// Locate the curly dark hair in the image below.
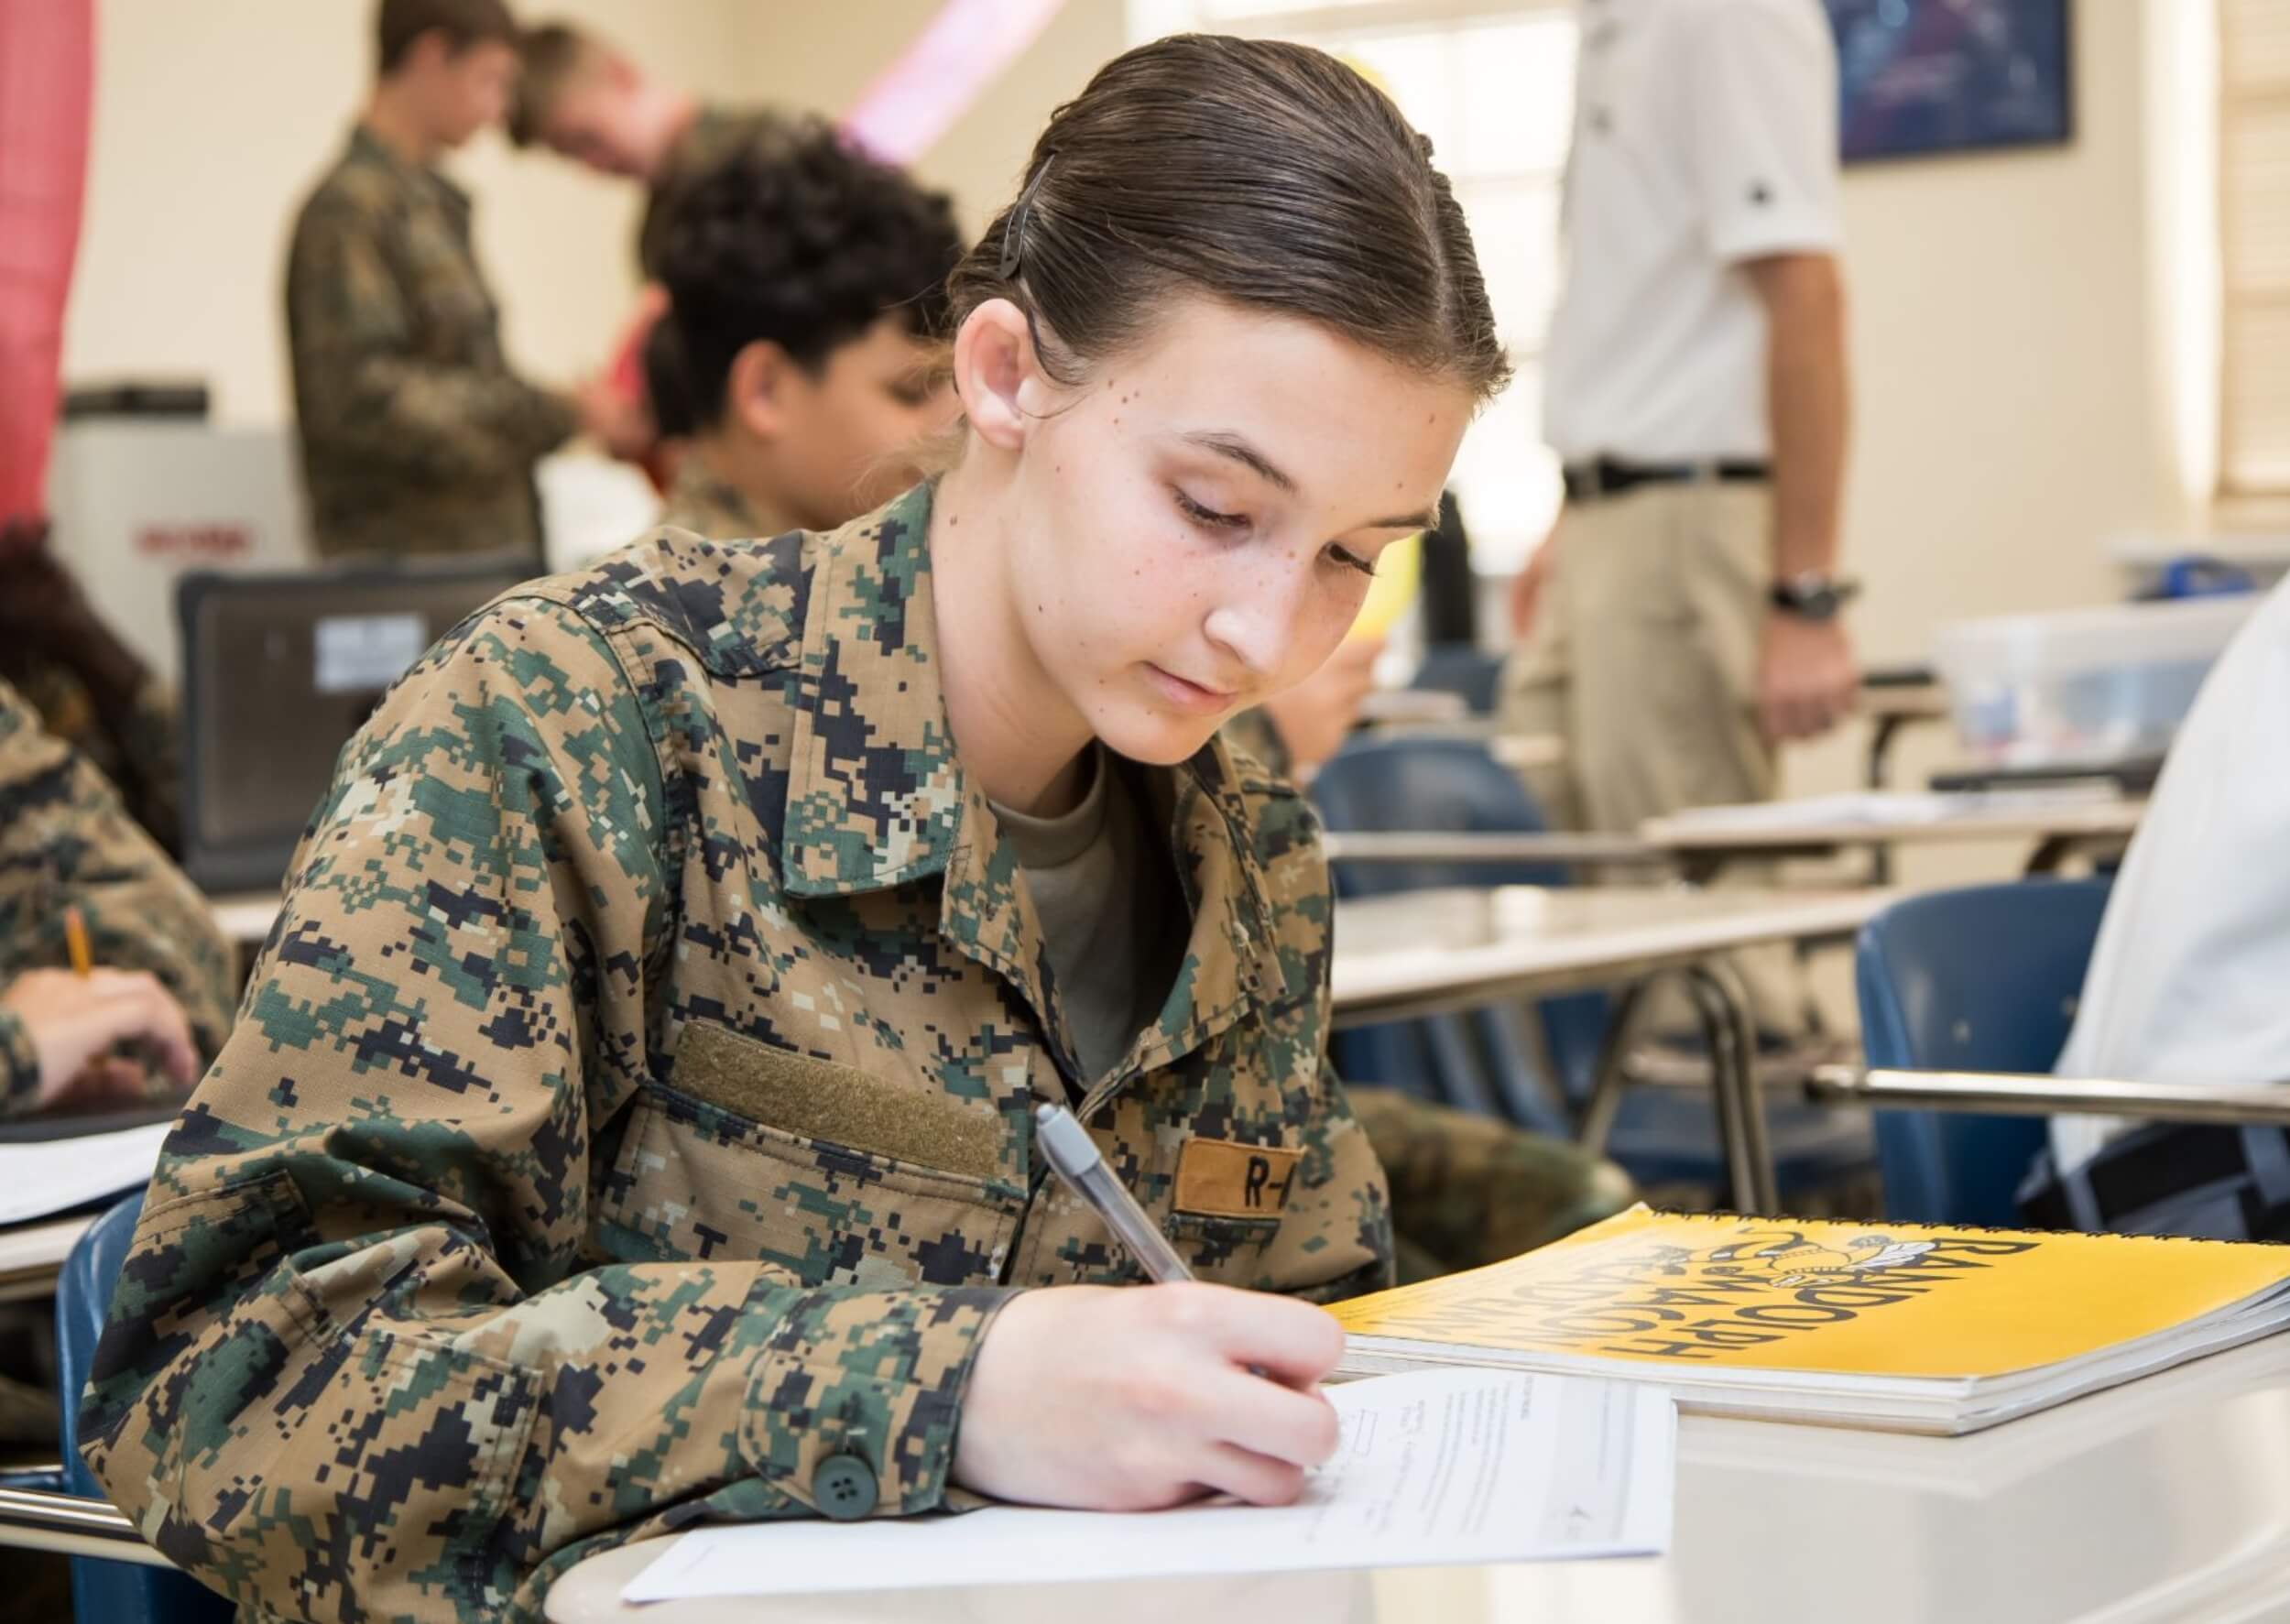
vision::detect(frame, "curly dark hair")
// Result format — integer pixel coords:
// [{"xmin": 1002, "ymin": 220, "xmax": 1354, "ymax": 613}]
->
[{"xmin": 657, "ymin": 119, "xmax": 965, "ymax": 431}]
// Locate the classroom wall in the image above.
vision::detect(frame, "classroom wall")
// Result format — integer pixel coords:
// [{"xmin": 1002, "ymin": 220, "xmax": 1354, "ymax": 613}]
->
[
  {"xmin": 1787, "ymin": 0, "xmax": 2200, "ymax": 806},
  {"xmin": 56, "ymin": 1, "xmax": 1120, "ymax": 432},
  {"xmin": 59, "ymin": 0, "xmax": 2205, "ymax": 768}
]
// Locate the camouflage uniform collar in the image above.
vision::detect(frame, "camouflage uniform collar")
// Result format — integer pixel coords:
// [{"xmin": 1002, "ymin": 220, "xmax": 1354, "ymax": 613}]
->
[
  {"xmin": 778, "ymin": 482, "xmax": 1274, "ymax": 907},
  {"xmin": 777, "ymin": 484, "xmax": 1282, "ymax": 1076},
  {"xmin": 778, "ymin": 483, "xmax": 965, "ymax": 899}
]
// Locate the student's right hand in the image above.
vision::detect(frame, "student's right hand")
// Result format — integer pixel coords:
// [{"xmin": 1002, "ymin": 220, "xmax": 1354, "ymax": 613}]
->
[
  {"xmin": 1, "ymin": 968, "xmax": 201, "ymax": 1109},
  {"xmin": 952, "ymin": 1282, "xmax": 1346, "ymax": 1510}
]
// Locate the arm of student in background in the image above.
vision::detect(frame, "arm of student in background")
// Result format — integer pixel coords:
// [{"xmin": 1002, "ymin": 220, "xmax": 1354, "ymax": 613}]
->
[
  {"xmin": 0, "ymin": 679, "xmax": 231, "ymax": 1105},
  {"xmin": 288, "ymin": 199, "xmax": 583, "ymax": 482},
  {"xmin": 1746, "ymin": 250, "xmax": 1857, "ymax": 744},
  {"xmin": 75, "ymin": 603, "xmax": 1016, "ymax": 1622},
  {"xmin": 1507, "ymin": 518, "xmax": 1560, "ymax": 639},
  {"xmin": 1253, "ymin": 638, "xmax": 1384, "ymax": 781}
]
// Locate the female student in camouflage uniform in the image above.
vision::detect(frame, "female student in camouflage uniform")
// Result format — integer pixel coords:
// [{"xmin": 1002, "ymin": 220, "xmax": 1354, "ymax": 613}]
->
[{"xmin": 83, "ymin": 36, "xmax": 1510, "ymax": 1620}]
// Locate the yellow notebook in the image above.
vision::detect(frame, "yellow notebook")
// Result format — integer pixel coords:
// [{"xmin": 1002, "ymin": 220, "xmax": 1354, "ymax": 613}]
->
[{"xmin": 1333, "ymin": 1205, "xmax": 2290, "ymax": 1434}]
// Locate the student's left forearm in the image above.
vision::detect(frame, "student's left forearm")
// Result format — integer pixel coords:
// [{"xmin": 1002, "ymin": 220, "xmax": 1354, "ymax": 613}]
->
[{"xmin": 1748, "ymin": 253, "xmax": 1848, "ymax": 578}]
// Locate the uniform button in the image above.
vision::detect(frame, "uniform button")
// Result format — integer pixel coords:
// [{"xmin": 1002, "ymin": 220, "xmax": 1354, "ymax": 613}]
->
[{"xmin": 814, "ymin": 1452, "xmax": 878, "ymax": 1520}]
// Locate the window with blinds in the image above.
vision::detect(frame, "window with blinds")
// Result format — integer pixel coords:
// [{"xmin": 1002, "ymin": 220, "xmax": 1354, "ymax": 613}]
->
[
  {"xmin": 2221, "ymin": 0, "xmax": 2290, "ymax": 493},
  {"xmin": 1123, "ymin": 0, "xmax": 1577, "ymax": 574}
]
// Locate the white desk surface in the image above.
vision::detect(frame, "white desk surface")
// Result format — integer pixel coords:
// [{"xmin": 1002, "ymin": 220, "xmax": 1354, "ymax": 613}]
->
[
  {"xmin": 0, "ymin": 1214, "xmax": 95, "ymax": 1303},
  {"xmin": 547, "ymin": 1332, "xmax": 2290, "ymax": 1624},
  {"xmin": 1642, "ymin": 798, "xmax": 2143, "ymax": 854},
  {"xmin": 207, "ymin": 892, "xmax": 284, "ymax": 947},
  {"xmin": 1329, "ymin": 886, "xmax": 1892, "ymax": 1019}
]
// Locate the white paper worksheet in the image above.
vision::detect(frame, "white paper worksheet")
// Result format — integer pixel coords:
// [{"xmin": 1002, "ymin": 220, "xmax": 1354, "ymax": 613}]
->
[
  {"xmin": 624, "ymin": 1368, "xmax": 1675, "ymax": 1603},
  {"xmin": 0, "ymin": 1120, "xmax": 171, "ymax": 1226}
]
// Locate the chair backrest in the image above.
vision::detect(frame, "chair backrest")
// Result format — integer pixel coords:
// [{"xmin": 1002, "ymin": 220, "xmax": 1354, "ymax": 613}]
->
[
  {"xmin": 1854, "ymin": 877, "xmax": 2113, "ymax": 1226},
  {"xmin": 1311, "ymin": 736, "xmax": 1568, "ymax": 896},
  {"xmin": 56, "ymin": 1191, "xmax": 234, "ymax": 1624},
  {"xmin": 1313, "ymin": 735, "xmax": 1603, "ymax": 1126},
  {"xmin": 1408, "ymin": 644, "xmax": 1504, "ymax": 714}
]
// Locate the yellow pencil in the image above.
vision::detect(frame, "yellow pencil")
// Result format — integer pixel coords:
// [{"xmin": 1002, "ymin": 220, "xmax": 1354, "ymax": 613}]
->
[{"xmin": 64, "ymin": 906, "xmax": 93, "ymax": 979}]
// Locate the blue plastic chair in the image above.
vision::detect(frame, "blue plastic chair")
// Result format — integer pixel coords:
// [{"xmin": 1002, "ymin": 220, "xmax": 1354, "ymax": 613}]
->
[
  {"xmin": 56, "ymin": 1192, "xmax": 234, "ymax": 1624},
  {"xmin": 1313, "ymin": 736, "xmax": 1585, "ymax": 1134},
  {"xmin": 1313, "ymin": 736, "xmax": 1874, "ymax": 1199},
  {"xmin": 1855, "ymin": 877, "xmax": 2114, "ymax": 1225},
  {"xmin": 1408, "ymin": 645, "xmax": 1505, "ymax": 714}
]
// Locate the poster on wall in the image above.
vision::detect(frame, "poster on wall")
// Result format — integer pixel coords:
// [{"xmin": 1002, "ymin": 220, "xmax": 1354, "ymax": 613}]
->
[{"xmin": 1823, "ymin": 0, "xmax": 2072, "ymax": 164}]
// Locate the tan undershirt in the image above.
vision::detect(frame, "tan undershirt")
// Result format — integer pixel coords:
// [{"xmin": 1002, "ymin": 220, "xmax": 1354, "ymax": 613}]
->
[{"xmin": 990, "ymin": 747, "xmax": 1183, "ymax": 1091}]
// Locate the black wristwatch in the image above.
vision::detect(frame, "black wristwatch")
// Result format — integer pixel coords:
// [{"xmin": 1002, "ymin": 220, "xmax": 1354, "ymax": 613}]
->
[{"xmin": 1770, "ymin": 572, "xmax": 1859, "ymax": 622}]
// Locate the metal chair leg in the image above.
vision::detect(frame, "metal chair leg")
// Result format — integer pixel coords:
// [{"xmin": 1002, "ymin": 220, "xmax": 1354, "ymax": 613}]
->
[
  {"xmin": 1682, "ymin": 963, "xmax": 1778, "ymax": 1214},
  {"xmin": 1576, "ymin": 978, "xmax": 1656, "ymax": 1154}
]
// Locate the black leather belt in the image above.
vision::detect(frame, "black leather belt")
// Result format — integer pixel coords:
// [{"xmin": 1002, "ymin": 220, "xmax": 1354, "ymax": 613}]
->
[
  {"xmin": 1562, "ymin": 457, "xmax": 1771, "ymax": 503},
  {"xmin": 2020, "ymin": 1123, "xmax": 2271, "ymax": 1234}
]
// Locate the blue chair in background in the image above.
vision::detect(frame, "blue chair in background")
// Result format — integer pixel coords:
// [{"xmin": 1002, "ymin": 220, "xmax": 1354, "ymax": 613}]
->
[
  {"xmin": 1313, "ymin": 735, "xmax": 1585, "ymax": 1135},
  {"xmin": 1313, "ymin": 735, "xmax": 1875, "ymax": 1202},
  {"xmin": 55, "ymin": 1192, "xmax": 234, "ymax": 1624},
  {"xmin": 1854, "ymin": 877, "xmax": 2113, "ymax": 1226},
  {"xmin": 1408, "ymin": 644, "xmax": 1505, "ymax": 714}
]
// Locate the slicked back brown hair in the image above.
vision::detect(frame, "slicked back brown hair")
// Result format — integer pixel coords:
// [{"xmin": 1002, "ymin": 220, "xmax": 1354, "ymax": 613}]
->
[{"xmin": 946, "ymin": 34, "xmax": 1509, "ymax": 402}]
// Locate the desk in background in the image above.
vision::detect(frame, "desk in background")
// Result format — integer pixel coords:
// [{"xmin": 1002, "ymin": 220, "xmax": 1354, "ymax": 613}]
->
[
  {"xmin": 1323, "ymin": 794, "xmax": 2143, "ymax": 886},
  {"xmin": 0, "ymin": 1215, "xmax": 94, "ymax": 1306},
  {"xmin": 1331, "ymin": 886, "xmax": 1893, "ymax": 1213},
  {"xmin": 1641, "ymin": 795, "xmax": 2143, "ymax": 883}
]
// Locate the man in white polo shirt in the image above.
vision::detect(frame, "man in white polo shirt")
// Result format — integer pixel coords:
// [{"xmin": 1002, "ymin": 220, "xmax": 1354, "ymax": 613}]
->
[{"xmin": 1502, "ymin": 0, "xmax": 1854, "ymax": 1029}]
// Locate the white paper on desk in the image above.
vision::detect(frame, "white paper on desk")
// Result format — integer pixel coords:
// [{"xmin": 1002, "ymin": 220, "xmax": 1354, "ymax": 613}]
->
[
  {"xmin": 623, "ymin": 1368, "xmax": 1674, "ymax": 1602},
  {"xmin": 0, "ymin": 1121, "xmax": 170, "ymax": 1226}
]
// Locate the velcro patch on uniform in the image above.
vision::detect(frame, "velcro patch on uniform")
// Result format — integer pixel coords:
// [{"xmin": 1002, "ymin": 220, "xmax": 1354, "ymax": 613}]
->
[
  {"xmin": 671, "ymin": 1020, "xmax": 1003, "ymax": 1183},
  {"xmin": 1173, "ymin": 1139, "xmax": 1302, "ymax": 1218}
]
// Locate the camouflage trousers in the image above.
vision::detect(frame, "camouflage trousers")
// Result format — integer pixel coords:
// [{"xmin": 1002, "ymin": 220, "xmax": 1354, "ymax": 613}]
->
[{"xmin": 1347, "ymin": 1084, "xmax": 1634, "ymax": 1284}]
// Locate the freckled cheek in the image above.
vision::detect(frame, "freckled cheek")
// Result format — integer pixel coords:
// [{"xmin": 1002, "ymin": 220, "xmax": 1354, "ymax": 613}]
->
[{"xmin": 1287, "ymin": 594, "xmax": 1361, "ymax": 679}]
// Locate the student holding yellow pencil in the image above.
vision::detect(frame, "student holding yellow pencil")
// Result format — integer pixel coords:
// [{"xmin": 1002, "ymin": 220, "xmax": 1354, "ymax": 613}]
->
[{"xmin": 0, "ymin": 680, "xmax": 228, "ymax": 1115}]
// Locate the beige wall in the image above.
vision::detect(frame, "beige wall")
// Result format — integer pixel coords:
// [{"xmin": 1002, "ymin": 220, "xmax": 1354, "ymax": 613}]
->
[
  {"xmin": 60, "ymin": 1, "xmax": 1119, "ymax": 431},
  {"xmin": 60, "ymin": 0, "xmax": 2199, "ymax": 701}
]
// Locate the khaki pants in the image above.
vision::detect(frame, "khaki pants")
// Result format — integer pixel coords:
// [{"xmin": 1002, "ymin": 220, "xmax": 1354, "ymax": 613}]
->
[{"xmin": 1499, "ymin": 480, "xmax": 1806, "ymax": 1035}]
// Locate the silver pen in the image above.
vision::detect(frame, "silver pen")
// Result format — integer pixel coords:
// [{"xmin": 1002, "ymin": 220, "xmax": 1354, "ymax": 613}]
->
[{"xmin": 1033, "ymin": 1101, "xmax": 1195, "ymax": 1282}]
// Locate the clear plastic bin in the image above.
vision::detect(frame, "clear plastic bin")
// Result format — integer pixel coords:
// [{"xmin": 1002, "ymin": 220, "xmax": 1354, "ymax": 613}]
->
[{"xmin": 1933, "ymin": 594, "xmax": 2260, "ymax": 767}]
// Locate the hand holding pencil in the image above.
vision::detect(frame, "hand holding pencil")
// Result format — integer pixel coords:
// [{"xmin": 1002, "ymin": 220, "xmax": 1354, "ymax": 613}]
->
[{"xmin": 0, "ymin": 906, "xmax": 201, "ymax": 1111}]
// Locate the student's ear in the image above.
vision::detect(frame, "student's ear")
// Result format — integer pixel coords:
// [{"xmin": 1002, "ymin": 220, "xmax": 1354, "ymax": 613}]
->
[
  {"xmin": 953, "ymin": 300, "xmax": 1043, "ymax": 453},
  {"xmin": 728, "ymin": 340, "xmax": 798, "ymax": 441}
]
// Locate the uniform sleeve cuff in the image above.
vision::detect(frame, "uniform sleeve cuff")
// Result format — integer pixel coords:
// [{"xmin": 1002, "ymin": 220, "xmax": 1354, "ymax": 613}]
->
[{"xmin": 738, "ymin": 1284, "xmax": 1020, "ymax": 1518}]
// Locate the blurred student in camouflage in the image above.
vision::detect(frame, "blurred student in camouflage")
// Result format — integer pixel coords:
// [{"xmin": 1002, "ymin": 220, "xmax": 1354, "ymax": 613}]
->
[
  {"xmin": 283, "ymin": 0, "xmax": 643, "ymax": 561},
  {"xmin": 648, "ymin": 120, "xmax": 1628, "ymax": 1285},
  {"xmin": 510, "ymin": 17, "xmax": 788, "ymax": 281},
  {"xmin": 83, "ymin": 35, "xmax": 1568, "ymax": 1620}
]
